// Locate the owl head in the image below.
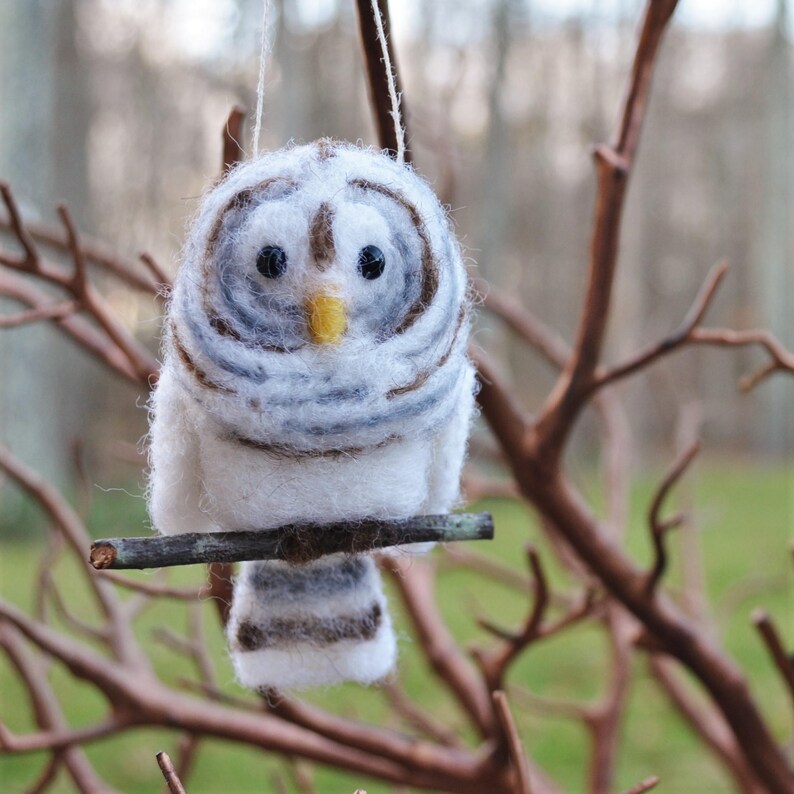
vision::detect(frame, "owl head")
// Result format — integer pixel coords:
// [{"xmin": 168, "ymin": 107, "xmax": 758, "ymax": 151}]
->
[{"xmin": 168, "ymin": 140, "xmax": 471, "ymax": 454}]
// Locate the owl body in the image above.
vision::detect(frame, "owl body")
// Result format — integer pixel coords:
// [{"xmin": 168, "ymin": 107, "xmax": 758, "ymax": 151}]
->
[{"xmin": 149, "ymin": 140, "xmax": 474, "ymax": 690}]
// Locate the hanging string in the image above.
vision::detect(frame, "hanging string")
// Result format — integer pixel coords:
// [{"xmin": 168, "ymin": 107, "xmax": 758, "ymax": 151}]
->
[
  {"xmin": 252, "ymin": 0, "xmax": 271, "ymax": 158},
  {"xmin": 369, "ymin": 0, "xmax": 406, "ymax": 164}
]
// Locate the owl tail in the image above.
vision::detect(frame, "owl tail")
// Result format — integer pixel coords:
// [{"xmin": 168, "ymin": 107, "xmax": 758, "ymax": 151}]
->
[{"xmin": 227, "ymin": 554, "xmax": 396, "ymax": 691}]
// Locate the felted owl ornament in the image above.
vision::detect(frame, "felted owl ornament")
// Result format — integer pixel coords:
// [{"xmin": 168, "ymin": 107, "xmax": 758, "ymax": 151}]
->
[{"xmin": 148, "ymin": 139, "xmax": 475, "ymax": 691}]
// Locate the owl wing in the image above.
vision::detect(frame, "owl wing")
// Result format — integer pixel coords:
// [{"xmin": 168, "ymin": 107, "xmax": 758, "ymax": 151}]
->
[{"xmin": 148, "ymin": 366, "xmax": 216, "ymax": 535}]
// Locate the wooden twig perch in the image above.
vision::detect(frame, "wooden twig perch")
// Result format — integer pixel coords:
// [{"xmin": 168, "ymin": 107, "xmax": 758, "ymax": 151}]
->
[{"xmin": 90, "ymin": 513, "xmax": 494, "ymax": 570}]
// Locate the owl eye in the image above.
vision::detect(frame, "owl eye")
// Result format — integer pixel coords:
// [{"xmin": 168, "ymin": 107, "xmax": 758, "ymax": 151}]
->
[
  {"xmin": 256, "ymin": 246, "xmax": 287, "ymax": 279},
  {"xmin": 358, "ymin": 245, "xmax": 385, "ymax": 280}
]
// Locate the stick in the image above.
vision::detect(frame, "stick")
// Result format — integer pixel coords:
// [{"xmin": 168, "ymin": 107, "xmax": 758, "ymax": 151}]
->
[
  {"xmin": 90, "ymin": 513, "xmax": 494, "ymax": 570},
  {"xmin": 156, "ymin": 751, "xmax": 187, "ymax": 794}
]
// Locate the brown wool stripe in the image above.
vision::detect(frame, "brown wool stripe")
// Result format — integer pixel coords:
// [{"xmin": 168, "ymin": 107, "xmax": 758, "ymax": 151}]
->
[
  {"xmin": 235, "ymin": 602, "xmax": 382, "ymax": 651},
  {"xmin": 385, "ymin": 305, "xmax": 467, "ymax": 399},
  {"xmin": 308, "ymin": 202, "xmax": 336, "ymax": 270},
  {"xmin": 226, "ymin": 431, "xmax": 401, "ymax": 460},
  {"xmin": 171, "ymin": 324, "xmax": 233, "ymax": 393},
  {"xmin": 349, "ymin": 178, "xmax": 439, "ymax": 335},
  {"xmin": 205, "ymin": 176, "xmax": 298, "ymax": 259}
]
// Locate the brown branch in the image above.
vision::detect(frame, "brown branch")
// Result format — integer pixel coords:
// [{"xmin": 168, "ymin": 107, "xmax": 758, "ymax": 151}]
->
[
  {"xmin": 492, "ymin": 691, "xmax": 531, "ymax": 794},
  {"xmin": 57, "ymin": 204, "xmax": 158, "ymax": 384},
  {"xmin": 648, "ymin": 656, "xmax": 763, "ymax": 794},
  {"xmin": 0, "ymin": 271, "xmax": 142, "ymax": 383},
  {"xmin": 0, "ymin": 191, "xmax": 161, "ymax": 295},
  {"xmin": 0, "ymin": 181, "xmax": 38, "ymax": 266},
  {"xmin": 139, "ymin": 252, "xmax": 172, "ymax": 292},
  {"xmin": 533, "ymin": 0, "xmax": 680, "ymax": 460},
  {"xmin": 0, "ymin": 299, "xmax": 78, "ymax": 328},
  {"xmin": 593, "ymin": 260, "xmax": 729, "ymax": 390},
  {"xmin": 0, "ymin": 595, "xmax": 514, "ymax": 793},
  {"xmin": 383, "ymin": 557, "xmax": 498, "ymax": 738},
  {"xmin": 689, "ymin": 328, "xmax": 794, "ymax": 391},
  {"xmin": 618, "ymin": 776, "xmax": 660, "ymax": 794},
  {"xmin": 473, "ymin": 546, "xmax": 550, "ymax": 692},
  {"xmin": 0, "ymin": 624, "xmax": 117, "ymax": 793},
  {"xmin": 471, "ymin": 349, "xmax": 531, "ymax": 461},
  {"xmin": 0, "ymin": 442, "xmax": 147, "ymax": 669},
  {"xmin": 157, "ymin": 751, "xmax": 187, "ymax": 794},
  {"xmin": 166, "ymin": 735, "xmax": 200, "ymax": 794},
  {"xmin": 752, "ymin": 610, "xmax": 794, "ymax": 711},
  {"xmin": 223, "ymin": 105, "xmax": 247, "ymax": 172},
  {"xmin": 381, "ymin": 681, "xmax": 462, "ymax": 747},
  {"xmin": 356, "ymin": 0, "xmax": 411, "ymax": 161},
  {"xmin": 645, "ymin": 441, "xmax": 701, "ymax": 595},
  {"xmin": 470, "ymin": 277, "xmax": 569, "ymax": 369},
  {"xmin": 585, "ymin": 606, "xmax": 634, "ymax": 794},
  {"xmin": 95, "ymin": 570, "xmax": 202, "ymax": 600}
]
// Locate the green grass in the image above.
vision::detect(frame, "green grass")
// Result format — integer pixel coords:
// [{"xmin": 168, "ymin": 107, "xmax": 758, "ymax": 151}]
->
[{"xmin": 0, "ymin": 458, "xmax": 791, "ymax": 793}]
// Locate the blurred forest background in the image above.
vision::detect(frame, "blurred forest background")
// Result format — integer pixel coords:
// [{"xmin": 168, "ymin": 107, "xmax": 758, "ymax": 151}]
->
[{"xmin": 0, "ymin": 0, "xmax": 792, "ymax": 500}]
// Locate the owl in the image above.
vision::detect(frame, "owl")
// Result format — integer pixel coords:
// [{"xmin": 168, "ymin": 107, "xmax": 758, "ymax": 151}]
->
[{"xmin": 148, "ymin": 140, "xmax": 475, "ymax": 691}]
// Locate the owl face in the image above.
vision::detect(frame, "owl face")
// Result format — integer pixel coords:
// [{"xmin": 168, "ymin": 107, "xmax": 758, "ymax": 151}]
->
[
  {"xmin": 196, "ymin": 148, "xmax": 439, "ymax": 354},
  {"xmin": 169, "ymin": 140, "xmax": 470, "ymax": 454}
]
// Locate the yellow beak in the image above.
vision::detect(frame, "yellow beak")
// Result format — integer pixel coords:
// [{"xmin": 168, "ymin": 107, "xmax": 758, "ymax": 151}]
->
[{"xmin": 305, "ymin": 292, "xmax": 347, "ymax": 345}]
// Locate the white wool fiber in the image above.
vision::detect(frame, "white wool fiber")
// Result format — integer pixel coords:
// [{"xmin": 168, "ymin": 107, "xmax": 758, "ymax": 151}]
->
[{"xmin": 148, "ymin": 140, "xmax": 475, "ymax": 691}]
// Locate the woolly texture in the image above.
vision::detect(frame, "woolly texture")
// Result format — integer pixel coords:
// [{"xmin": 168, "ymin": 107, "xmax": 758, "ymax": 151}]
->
[{"xmin": 148, "ymin": 140, "xmax": 475, "ymax": 690}]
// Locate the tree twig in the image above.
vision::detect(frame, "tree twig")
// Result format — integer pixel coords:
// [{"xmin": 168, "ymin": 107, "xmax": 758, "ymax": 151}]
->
[
  {"xmin": 645, "ymin": 440, "xmax": 701, "ymax": 595},
  {"xmin": 752, "ymin": 609, "xmax": 794, "ymax": 711},
  {"xmin": 473, "ymin": 546, "xmax": 550, "ymax": 692},
  {"xmin": 618, "ymin": 776, "xmax": 660, "ymax": 794},
  {"xmin": 89, "ymin": 513, "xmax": 494, "ymax": 570},
  {"xmin": 492, "ymin": 691, "xmax": 531, "ymax": 794},
  {"xmin": 156, "ymin": 751, "xmax": 188, "ymax": 794}
]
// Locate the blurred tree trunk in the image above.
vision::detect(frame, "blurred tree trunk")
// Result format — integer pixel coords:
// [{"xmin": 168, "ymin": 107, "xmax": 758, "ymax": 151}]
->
[
  {"xmin": 0, "ymin": 0, "xmax": 93, "ymax": 499},
  {"xmin": 757, "ymin": 0, "xmax": 792, "ymax": 454}
]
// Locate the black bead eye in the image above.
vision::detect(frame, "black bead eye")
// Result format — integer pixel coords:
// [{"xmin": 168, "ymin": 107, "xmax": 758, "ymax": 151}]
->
[
  {"xmin": 256, "ymin": 246, "xmax": 287, "ymax": 279},
  {"xmin": 358, "ymin": 245, "xmax": 385, "ymax": 280}
]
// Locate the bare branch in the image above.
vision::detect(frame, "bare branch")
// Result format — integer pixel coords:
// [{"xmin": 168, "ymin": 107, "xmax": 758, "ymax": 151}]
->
[
  {"xmin": 157, "ymin": 751, "xmax": 188, "ymax": 794},
  {"xmin": 690, "ymin": 328, "xmax": 794, "ymax": 391},
  {"xmin": 473, "ymin": 547, "xmax": 551, "ymax": 693},
  {"xmin": 139, "ymin": 252, "xmax": 172, "ymax": 292},
  {"xmin": 95, "ymin": 570, "xmax": 202, "ymax": 600},
  {"xmin": 0, "ymin": 181, "xmax": 38, "ymax": 266},
  {"xmin": 0, "ymin": 625, "xmax": 118, "ymax": 793},
  {"xmin": 618, "ymin": 776, "xmax": 660, "ymax": 794},
  {"xmin": 752, "ymin": 610, "xmax": 794, "ymax": 710},
  {"xmin": 470, "ymin": 277, "xmax": 569, "ymax": 369},
  {"xmin": 381, "ymin": 681, "xmax": 462, "ymax": 747},
  {"xmin": 492, "ymin": 691, "xmax": 531, "ymax": 794},
  {"xmin": 383, "ymin": 558, "xmax": 497, "ymax": 738},
  {"xmin": 648, "ymin": 656, "xmax": 763, "ymax": 794},
  {"xmin": 533, "ymin": 0, "xmax": 680, "ymax": 458},
  {"xmin": 645, "ymin": 441, "xmax": 701, "ymax": 595},
  {"xmin": 0, "ymin": 271, "xmax": 142, "ymax": 383},
  {"xmin": 355, "ymin": 0, "xmax": 410, "ymax": 161},
  {"xmin": 593, "ymin": 261, "xmax": 729, "ymax": 390},
  {"xmin": 0, "ymin": 299, "xmax": 78, "ymax": 328},
  {"xmin": 57, "ymin": 203, "xmax": 158, "ymax": 384},
  {"xmin": 223, "ymin": 105, "xmax": 247, "ymax": 172},
  {"xmin": 89, "ymin": 513, "xmax": 494, "ymax": 570}
]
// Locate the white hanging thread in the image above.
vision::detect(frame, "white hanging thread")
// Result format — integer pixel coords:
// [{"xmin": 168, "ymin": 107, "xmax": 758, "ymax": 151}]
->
[
  {"xmin": 252, "ymin": 0, "xmax": 271, "ymax": 158},
  {"xmin": 370, "ymin": 0, "xmax": 406, "ymax": 164}
]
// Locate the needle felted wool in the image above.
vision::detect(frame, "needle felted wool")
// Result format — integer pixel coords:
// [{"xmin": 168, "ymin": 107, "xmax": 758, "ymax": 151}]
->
[{"xmin": 148, "ymin": 139, "xmax": 475, "ymax": 691}]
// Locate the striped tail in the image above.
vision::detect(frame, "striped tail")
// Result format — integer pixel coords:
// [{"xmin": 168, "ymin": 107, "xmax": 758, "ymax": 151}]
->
[{"xmin": 227, "ymin": 554, "xmax": 396, "ymax": 691}]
